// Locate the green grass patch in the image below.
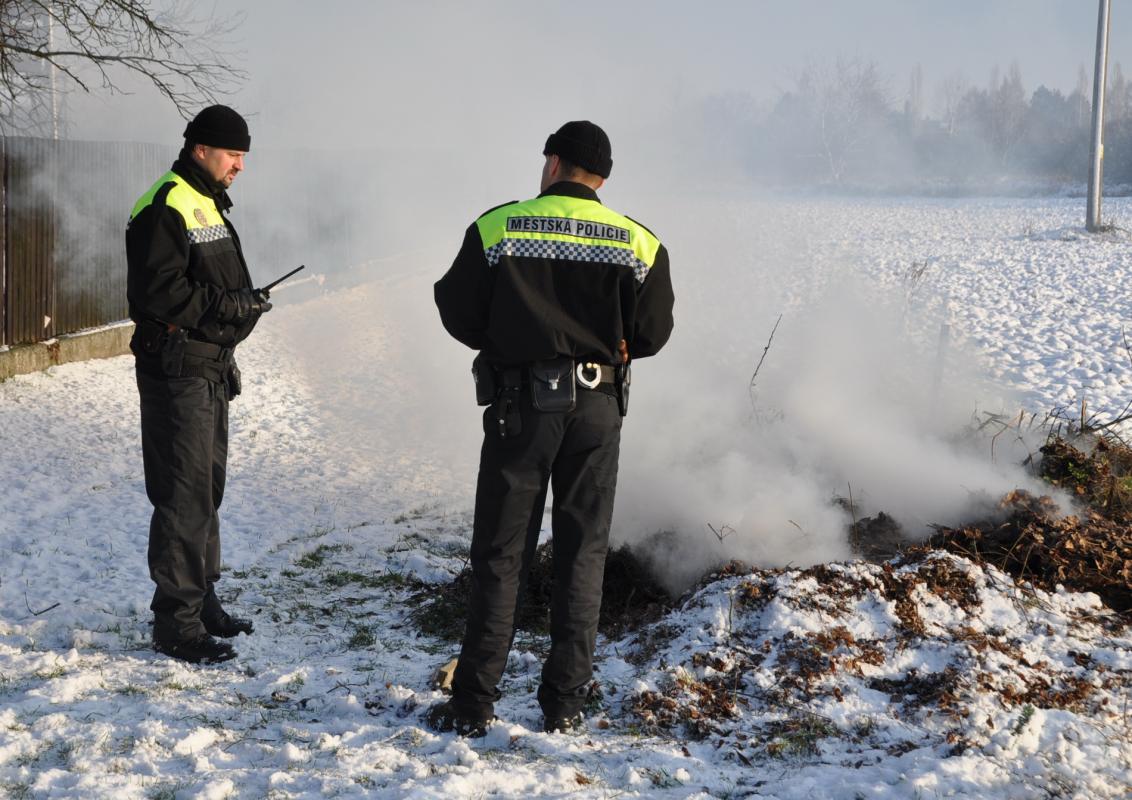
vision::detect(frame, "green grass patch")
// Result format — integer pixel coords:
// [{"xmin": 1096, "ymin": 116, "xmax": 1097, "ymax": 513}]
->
[
  {"xmin": 347, "ymin": 625, "xmax": 377, "ymax": 649},
  {"xmin": 323, "ymin": 570, "xmax": 418, "ymax": 590},
  {"xmin": 296, "ymin": 543, "xmax": 347, "ymax": 570},
  {"xmin": 765, "ymin": 714, "xmax": 839, "ymax": 757},
  {"xmin": 146, "ymin": 781, "xmax": 192, "ymax": 800}
]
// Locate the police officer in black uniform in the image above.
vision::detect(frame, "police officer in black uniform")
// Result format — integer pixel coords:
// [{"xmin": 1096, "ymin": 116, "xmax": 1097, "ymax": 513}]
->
[
  {"xmin": 429, "ymin": 121, "xmax": 674, "ymax": 734},
  {"xmin": 126, "ymin": 106, "xmax": 271, "ymax": 664}
]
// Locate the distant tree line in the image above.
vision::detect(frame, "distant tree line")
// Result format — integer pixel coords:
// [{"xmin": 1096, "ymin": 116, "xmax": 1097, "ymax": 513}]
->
[{"xmin": 689, "ymin": 58, "xmax": 1132, "ymax": 192}]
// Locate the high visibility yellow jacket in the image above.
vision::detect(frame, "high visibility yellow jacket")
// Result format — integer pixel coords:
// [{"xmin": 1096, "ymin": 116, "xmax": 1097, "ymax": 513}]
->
[
  {"xmin": 126, "ymin": 156, "xmax": 257, "ymax": 348},
  {"xmin": 435, "ymin": 181, "xmax": 674, "ymax": 365}
]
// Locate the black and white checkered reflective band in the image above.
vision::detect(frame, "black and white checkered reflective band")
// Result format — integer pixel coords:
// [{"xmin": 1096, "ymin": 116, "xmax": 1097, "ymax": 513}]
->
[
  {"xmin": 485, "ymin": 238, "xmax": 649, "ymax": 283},
  {"xmin": 186, "ymin": 224, "xmax": 230, "ymax": 245}
]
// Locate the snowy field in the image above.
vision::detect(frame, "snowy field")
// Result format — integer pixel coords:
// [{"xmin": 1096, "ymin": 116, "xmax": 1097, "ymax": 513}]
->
[{"xmin": 1, "ymin": 195, "xmax": 1131, "ymax": 798}]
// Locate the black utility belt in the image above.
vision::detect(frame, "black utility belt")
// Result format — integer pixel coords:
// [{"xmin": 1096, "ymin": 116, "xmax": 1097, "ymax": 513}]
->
[
  {"xmin": 183, "ymin": 338, "xmax": 235, "ymax": 363},
  {"xmin": 133, "ymin": 319, "xmax": 241, "ymax": 398},
  {"xmin": 136, "ymin": 319, "xmax": 233, "ymax": 362},
  {"xmin": 472, "ymin": 355, "xmax": 630, "ymax": 422}
]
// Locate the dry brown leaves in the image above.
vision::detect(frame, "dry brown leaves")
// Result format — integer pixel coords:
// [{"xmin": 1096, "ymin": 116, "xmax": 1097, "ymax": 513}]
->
[
  {"xmin": 627, "ymin": 654, "xmax": 754, "ymax": 738},
  {"xmin": 925, "ymin": 487, "xmax": 1132, "ymax": 615}
]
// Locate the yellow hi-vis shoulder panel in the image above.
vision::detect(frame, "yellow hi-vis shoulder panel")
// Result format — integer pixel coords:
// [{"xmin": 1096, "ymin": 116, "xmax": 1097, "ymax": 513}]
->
[
  {"xmin": 130, "ymin": 171, "xmax": 230, "ymax": 245},
  {"xmin": 476, "ymin": 194, "xmax": 660, "ymax": 284}
]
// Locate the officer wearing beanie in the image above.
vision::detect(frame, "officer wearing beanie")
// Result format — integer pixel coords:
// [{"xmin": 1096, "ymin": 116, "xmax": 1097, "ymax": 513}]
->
[
  {"xmin": 431, "ymin": 121, "xmax": 674, "ymax": 734},
  {"xmin": 126, "ymin": 105, "xmax": 271, "ymax": 664}
]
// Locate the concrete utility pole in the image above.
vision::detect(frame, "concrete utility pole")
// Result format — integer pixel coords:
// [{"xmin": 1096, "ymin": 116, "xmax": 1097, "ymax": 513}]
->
[{"xmin": 1087, "ymin": 0, "xmax": 1112, "ymax": 232}]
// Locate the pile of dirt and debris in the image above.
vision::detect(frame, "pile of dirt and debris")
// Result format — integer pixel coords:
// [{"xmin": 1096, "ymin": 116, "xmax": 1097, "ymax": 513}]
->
[
  {"xmin": 1038, "ymin": 435, "xmax": 1132, "ymax": 521},
  {"xmin": 619, "ymin": 551, "xmax": 1131, "ymax": 774},
  {"xmin": 410, "ymin": 542, "xmax": 672, "ymax": 640},
  {"xmin": 842, "ymin": 435, "xmax": 1132, "ymax": 616},
  {"xmin": 924, "ymin": 488, "xmax": 1132, "ymax": 614},
  {"xmin": 620, "ymin": 549, "xmax": 1132, "ymax": 773}
]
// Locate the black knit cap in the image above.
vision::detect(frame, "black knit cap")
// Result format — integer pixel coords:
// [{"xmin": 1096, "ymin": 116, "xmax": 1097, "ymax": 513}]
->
[
  {"xmin": 543, "ymin": 120, "xmax": 612, "ymax": 178},
  {"xmin": 183, "ymin": 105, "xmax": 251, "ymax": 151}
]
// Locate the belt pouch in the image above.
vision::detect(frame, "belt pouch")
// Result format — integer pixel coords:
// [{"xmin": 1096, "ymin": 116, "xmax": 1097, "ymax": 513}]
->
[
  {"xmin": 530, "ymin": 357, "xmax": 576, "ymax": 413},
  {"xmin": 160, "ymin": 328, "xmax": 188, "ymax": 378},
  {"xmin": 136, "ymin": 319, "xmax": 166, "ymax": 356},
  {"xmin": 226, "ymin": 363, "xmax": 242, "ymax": 400},
  {"xmin": 472, "ymin": 353, "xmax": 496, "ymax": 406}
]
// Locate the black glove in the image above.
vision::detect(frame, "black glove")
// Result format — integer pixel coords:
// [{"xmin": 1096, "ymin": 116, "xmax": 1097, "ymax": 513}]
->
[{"xmin": 224, "ymin": 288, "xmax": 273, "ymax": 323}]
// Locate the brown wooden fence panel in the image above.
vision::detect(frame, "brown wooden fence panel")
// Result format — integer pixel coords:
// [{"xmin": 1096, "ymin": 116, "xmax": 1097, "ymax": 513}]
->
[
  {"xmin": 4, "ymin": 137, "xmax": 56, "ymax": 345},
  {"xmin": 0, "ymin": 136, "xmax": 6, "ymax": 347},
  {"xmin": 53, "ymin": 138, "xmax": 174, "ymax": 336},
  {"xmin": 1, "ymin": 137, "xmax": 176, "ymax": 346}
]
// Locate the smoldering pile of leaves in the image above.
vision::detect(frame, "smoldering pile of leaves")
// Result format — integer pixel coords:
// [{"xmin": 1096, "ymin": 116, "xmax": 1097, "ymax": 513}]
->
[
  {"xmin": 411, "ymin": 430, "xmax": 1132, "ymax": 647},
  {"xmin": 618, "ymin": 552, "xmax": 1131, "ymax": 780},
  {"xmin": 921, "ymin": 436, "xmax": 1132, "ymax": 615},
  {"xmin": 842, "ymin": 432, "xmax": 1132, "ymax": 616},
  {"xmin": 409, "ymin": 542, "xmax": 673, "ymax": 641}
]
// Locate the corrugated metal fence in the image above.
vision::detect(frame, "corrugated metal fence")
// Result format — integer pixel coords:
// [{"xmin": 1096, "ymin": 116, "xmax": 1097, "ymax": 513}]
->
[{"xmin": 1, "ymin": 137, "xmax": 175, "ymax": 346}]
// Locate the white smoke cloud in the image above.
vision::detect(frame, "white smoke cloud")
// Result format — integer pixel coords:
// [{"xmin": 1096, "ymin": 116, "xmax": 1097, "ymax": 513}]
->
[{"xmin": 610, "ymin": 198, "xmax": 1063, "ymax": 591}]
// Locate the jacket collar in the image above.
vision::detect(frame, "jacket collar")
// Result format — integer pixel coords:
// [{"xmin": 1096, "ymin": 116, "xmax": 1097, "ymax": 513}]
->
[
  {"xmin": 171, "ymin": 152, "xmax": 233, "ymax": 212},
  {"xmin": 538, "ymin": 180, "xmax": 601, "ymax": 204}
]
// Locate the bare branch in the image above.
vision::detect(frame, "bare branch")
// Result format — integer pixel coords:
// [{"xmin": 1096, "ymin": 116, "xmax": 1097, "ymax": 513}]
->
[
  {"xmin": 748, "ymin": 313, "xmax": 782, "ymax": 413},
  {"xmin": 0, "ymin": 0, "xmax": 245, "ymax": 135}
]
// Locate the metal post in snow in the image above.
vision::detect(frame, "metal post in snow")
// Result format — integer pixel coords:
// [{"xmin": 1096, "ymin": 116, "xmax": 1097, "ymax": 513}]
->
[{"xmin": 1087, "ymin": 0, "xmax": 1112, "ymax": 232}]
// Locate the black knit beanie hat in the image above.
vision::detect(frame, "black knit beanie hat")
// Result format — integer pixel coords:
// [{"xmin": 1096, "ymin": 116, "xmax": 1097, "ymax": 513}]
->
[
  {"xmin": 184, "ymin": 105, "xmax": 251, "ymax": 151},
  {"xmin": 543, "ymin": 120, "xmax": 612, "ymax": 178}
]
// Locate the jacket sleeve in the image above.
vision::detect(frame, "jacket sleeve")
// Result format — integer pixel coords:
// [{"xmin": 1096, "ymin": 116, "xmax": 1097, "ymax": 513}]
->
[
  {"xmin": 434, "ymin": 223, "xmax": 494, "ymax": 350},
  {"xmin": 125, "ymin": 199, "xmax": 228, "ymax": 327},
  {"xmin": 630, "ymin": 243, "xmax": 674, "ymax": 358}
]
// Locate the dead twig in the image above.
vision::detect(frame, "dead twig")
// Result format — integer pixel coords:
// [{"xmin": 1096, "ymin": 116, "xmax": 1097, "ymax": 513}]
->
[
  {"xmin": 748, "ymin": 314, "xmax": 783, "ymax": 413},
  {"xmin": 708, "ymin": 523, "xmax": 735, "ymax": 544},
  {"xmin": 25, "ymin": 592, "xmax": 60, "ymax": 616}
]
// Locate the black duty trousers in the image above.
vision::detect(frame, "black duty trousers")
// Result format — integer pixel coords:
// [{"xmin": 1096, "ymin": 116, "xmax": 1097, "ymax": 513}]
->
[
  {"xmin": 452, "ymin": 388, "xmax": 622, "ymax": 721},
  {"xmin": 136, "ymin": 367, "xmax": 228, "ymax": 643}
]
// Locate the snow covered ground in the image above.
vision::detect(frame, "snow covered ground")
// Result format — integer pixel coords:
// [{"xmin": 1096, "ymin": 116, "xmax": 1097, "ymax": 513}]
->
[{"xmin": 1, "ymin": 196, "xmax": 1131, "ymax": 798}]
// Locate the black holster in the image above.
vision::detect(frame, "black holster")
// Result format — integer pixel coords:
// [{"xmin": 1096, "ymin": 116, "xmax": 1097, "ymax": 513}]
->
[
  {"xmin": 225, "ymin": 363, "xmax": 242, "ymax": 400},
  {"xmin": 472, "ymin": 353, "xmax": 496, "ymax": 406},
  {"xmin": 134, "ymin": 318, "xmax": 167, "ymax": 357},
  {"xmin": 490, "ymin": 367, "xmax": 524, "ymax": 439},
  {"xmin": 614, "ymin": 363, "xmax": 631, "ymax": 417},
  {"xmin": 160, "ymin": 328, "xmax": 188, "ymax": 378}
]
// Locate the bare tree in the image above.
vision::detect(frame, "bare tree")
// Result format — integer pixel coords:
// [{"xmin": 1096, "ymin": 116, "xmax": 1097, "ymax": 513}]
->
[
  {"xmin": 936, "ymin": 72, "xmax": 967, "ymax": 138},
  {"xmin": 904, "ymin": 63, "xmax": 923, "ymax": 130},
  {"xmin": 0, "ymin": 1, "xmax": 244, "ymax": 135},
  {"xmin": 1105, "ymin": 62, "xmax": 1132, "ymax": 127},
  {"xmin": 987, "ymin": 61, "xmax": 1028, "ymax": 165},
  {"xmin": 796, "ymin": 57, "xmax": 889, "ymax": 184},
  {"xmin": 1074, "ymin": 63, "xmax": 1091, "ymax": 129}
]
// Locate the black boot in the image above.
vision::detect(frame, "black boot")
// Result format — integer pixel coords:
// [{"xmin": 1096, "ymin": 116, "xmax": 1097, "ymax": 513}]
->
[
  {"xmin": 425, "ymin": 701, "xmax": 494, "ymax": 737},
  {"xmin": 543, "ymin": 712, "xmax": 585, "ymax": 734},
  {"xmin": 154, "ymin": 633, "xmax": 237, "ymax": 664},
  {"xmin": 202, "ymin": 611, "xmax": 254, "ymax": 638},
  {"xmin": 202, "ymin": 585, "xmax": 254, "ymax": 637}
]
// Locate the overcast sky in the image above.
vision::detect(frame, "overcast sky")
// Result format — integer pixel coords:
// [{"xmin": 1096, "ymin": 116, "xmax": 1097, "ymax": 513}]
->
[{"xmin": 65, "ymin": 1, "xmax": 1132, "ymax": 153}]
